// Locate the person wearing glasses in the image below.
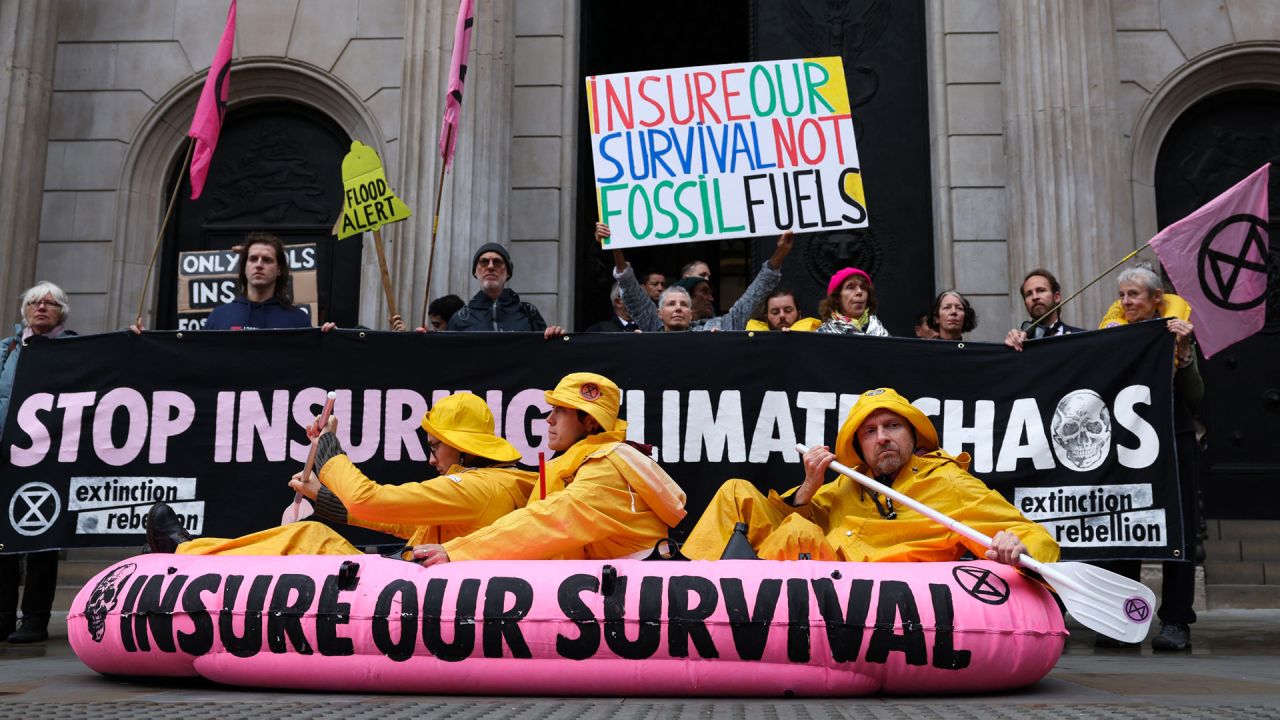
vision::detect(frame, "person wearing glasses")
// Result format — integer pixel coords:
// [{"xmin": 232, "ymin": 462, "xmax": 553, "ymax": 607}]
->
[
  {"xmin": 0, "ymin": 282, "xmax": 77, "ymax": 643},
  {"xmin": 446, "ymin": 243, "xmax": 563, "ymax": 337},
  {"xmin": 144, "ymin": 393, "xmax": 536, "ymax": 559},
  {"xmin": 682, "ymin": 388, "xmax": 1058, "ymax": 565},
  {"xmin": 1004, "ymin": 269, "xmax": 1085, "ymax": 351}
]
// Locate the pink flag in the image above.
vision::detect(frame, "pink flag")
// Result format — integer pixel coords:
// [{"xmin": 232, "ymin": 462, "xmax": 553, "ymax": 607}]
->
[
  {"xmin": 187, "ymin": 0, "xmax": 237, "ymax": 199},
  {"xmin": 1150, "ymin": 163, "xmax": 1271, "ymax": 359},
  {"xmin": 438, "ymin": 0, "xmax": 475, "ymax": 167}
]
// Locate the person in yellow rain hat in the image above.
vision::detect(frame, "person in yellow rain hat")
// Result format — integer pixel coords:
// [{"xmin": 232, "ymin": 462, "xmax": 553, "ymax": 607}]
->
[
  {"xmin": 413, "ymin": 372, "xmax": 688, "ymax": 565},
  {"xmin": 683, "ymin": 387, "xmax": 1058, "ymax": 565},
  {"xmin": 144, "ymin": 392, "xmax": 535, "ymax": 556}
]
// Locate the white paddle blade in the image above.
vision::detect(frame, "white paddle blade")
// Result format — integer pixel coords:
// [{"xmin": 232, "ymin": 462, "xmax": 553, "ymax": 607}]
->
[
  {"xmin": 1041, "ymin": 561, "xmax": 1156, "ymax": 644},
  {"xmin": 280, "ymin": 497, "xmax": 314, "ymax": 525}
]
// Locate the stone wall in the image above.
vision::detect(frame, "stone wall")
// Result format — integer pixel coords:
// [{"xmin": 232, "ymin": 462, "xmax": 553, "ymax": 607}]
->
[{"xmin": 4, "ymin": 0, "xmax": 1278, "ymax": 337}]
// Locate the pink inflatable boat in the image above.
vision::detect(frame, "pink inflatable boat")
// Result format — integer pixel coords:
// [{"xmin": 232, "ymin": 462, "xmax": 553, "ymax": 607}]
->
[{"xmin": 69, "ymin": 554, "xmax": 1065, "ymax": 696}]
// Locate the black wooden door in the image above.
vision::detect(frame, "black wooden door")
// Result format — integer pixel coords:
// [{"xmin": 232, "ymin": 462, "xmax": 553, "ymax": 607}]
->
[
  {"xmin": 156, "ymin": 101, "xmax": 362, "ymax": 329},
  {"xmin": 750, "ymin": 0, "xmax": 934, "ymax": 334},
  {"xmin": 1154, "ymin": 88, "xmax": 1280, "ymax": 519}
]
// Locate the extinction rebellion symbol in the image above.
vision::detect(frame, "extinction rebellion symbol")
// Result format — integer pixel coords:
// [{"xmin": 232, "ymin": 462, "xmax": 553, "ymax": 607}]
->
[
  {"xmin": 952, "ymin": 565, "xmax": 1011, "ymax": 606},
  {"xmin": 1124, "ymin": 596, "xmax": 1152, "ymax": 623},
  {"xmin": 8, "ymin": 482, "xmax": 61, "ymax": 536},
  {"xmin": 1198, "ymin": 213, "xmax": 1269, "ymax": 311}
]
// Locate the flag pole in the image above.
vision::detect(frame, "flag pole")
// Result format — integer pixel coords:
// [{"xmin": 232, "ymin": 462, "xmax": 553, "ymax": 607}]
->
[
  {"xmin": 135, "ymin": 138, "xmax": 195, "ymax": 328},
  {"xmin": 372, "ymin": 228, "xmax": 400, "ymax": 321},
  {"xmin": 420, "ymin": 124, "xmax": 453, "ymax": 328},
  {"xmin": 1024, "ymin": 241, "xmax": 1151, "ymax": 333}
]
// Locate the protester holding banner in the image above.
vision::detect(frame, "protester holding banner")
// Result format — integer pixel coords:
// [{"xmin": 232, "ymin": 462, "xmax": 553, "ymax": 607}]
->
[
  {"xmin": 414, "ymin": 372, "xmax": 687, "ymax": 565},
  {"xmin": 202, "ymin": 233, "xmax": 313, "ymax": 330},
  {"xmin": 1095, "ymin": 262, "xmax": 1203, "ymax": 652},
  {"xmin": 1005, "ymin": 269, "xmax": 1086, "ymax": 351},
  {"xmin": 682, "ymin": 387, "xmax": 1059, "ymax": 565},
  {"xmin": 0, "ymin": 281, "xmax": 77, "ymax": 644},
  {"xmin": 448, "ymin": 243, "xmax": 564, "ymax": 337},
  {"xmin": 746, "ymin": 289, "xmax": 821, "ymax": 332},
  {"xmin": 929, "ymin": 290, "xmax": 978, "ymax": 341},
  {"xmin": 144, "ymin": 393, "xmax": 536, "ymax": 558},
  {"xmin": 655, "ymin": 286, "xmax": 694, "ymax": 332},
  {"xmin": 816, "ymin": 268, "xmax": 889, "ymax": 336},
  {"xmin": 600, "ymin": 222, "xmax": 793, "ymax": 332}
]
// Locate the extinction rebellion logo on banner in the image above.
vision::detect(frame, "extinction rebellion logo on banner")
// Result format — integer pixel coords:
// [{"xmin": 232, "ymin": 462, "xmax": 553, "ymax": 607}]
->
[{"xmin": 69, "ymin": 477, "xmax": 204, "ymax": 536}]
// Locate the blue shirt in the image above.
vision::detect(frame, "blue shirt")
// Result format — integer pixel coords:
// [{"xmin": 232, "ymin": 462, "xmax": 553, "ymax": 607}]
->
[{"xmin": 204, "ymin": 297, "xmax": 310, "ymax": 330}]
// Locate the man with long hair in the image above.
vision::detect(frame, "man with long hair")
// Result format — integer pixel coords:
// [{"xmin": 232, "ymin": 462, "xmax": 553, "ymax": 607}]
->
[{"xmin": 205, "ymin": 232, "xmax": 311, "ymax": 330}]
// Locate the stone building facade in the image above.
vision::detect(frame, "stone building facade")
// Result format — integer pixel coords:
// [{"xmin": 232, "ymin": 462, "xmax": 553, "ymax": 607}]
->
[{"xmin": 0, "ymin": 0, "xmax": 1276, "ymax": 342}]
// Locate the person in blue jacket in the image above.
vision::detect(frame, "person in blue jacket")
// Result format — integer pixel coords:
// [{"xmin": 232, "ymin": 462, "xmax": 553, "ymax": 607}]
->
[{"xmin": 204, "ymin": 232, "xmax": 312, "ymax": 330}]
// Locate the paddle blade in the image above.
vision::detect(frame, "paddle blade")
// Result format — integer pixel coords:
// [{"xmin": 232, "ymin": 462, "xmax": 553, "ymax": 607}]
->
[
  {"xmin": 280, "ymin": 497, "xmax": 314, "ymax": 525},
  {"xmin": 1039, "ymin": 561, "xmax": 1156, "ymax": 644}
]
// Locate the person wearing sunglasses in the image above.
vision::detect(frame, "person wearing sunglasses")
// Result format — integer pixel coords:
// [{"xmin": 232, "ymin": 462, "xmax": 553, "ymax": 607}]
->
[
  {"xmin": 0, "ymin": 282, "xmax": 77, "ymax": 643},
  {"xmin": 683, "ymin": 388, "xmax": 1058, "ymax": 565},
  {"xmin": 1005, "ymin": 269, "xmax": 1085, "ymax": 351},
  {"xmin": 144, "ymin": 393, "xmax": 536, "ymax": 560},
  {"xmin": 446, "ymin": 243, "xmax": 563, "ymax": 338}
]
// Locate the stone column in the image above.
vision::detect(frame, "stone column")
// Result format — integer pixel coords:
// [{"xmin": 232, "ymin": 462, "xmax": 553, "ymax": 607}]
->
[
  {"xmin": 391, "ymin": 0, "xmax": 513, "ymax": 328},
  {"xmin": 0, "ymin": 0, "xmax": 58, "ymax": 324},
  {"xmin": 1002, "ymin": 0, "xmax": 1133, "ymax": 327}
]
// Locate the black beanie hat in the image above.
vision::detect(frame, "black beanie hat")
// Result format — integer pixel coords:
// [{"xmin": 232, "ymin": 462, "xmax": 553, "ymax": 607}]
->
[{"xmin": 472, "ymin": 243, "xmax": 513, "ymax": 278}]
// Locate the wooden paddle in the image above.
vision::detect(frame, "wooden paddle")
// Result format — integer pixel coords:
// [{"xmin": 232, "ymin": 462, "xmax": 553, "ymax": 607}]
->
[
  {"xmin": 282, "ymin": 391, "xmax": 338, "ymax": 525},
  {"xmin": 795, "ymin": 443, "xmax": 1157, "ymax": 643}
]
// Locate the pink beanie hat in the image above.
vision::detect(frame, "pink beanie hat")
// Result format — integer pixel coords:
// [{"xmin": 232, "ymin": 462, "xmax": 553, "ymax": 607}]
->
[{"xmin": 826, "ymin": 267, "xmax": 873, "ymax": 297}]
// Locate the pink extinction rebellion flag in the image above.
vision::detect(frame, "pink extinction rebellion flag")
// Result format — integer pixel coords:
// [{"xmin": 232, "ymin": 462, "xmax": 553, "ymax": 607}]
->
[
  {"xmin": 438, "ymin": 0, "xmax": 475, "ymax": 167},
  {"xmin": 187, "ymin": 0, "xmax": 237, "ymax": 199},
  {"xmin": 1149, "ymin": 162, "xmax": 1271, "ymax": 359}
]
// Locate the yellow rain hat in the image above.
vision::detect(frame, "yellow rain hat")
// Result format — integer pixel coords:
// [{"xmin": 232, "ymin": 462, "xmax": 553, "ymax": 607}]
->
[
  {"xmin": 543, "ymin": 372, "xmax": 621, "ymax": 432},
  {"xmin": 420, "ymin": 393, "xmax": 522, "ymax": 462},
  {"xmin": 834, "ymin": 387, "xmax": 939, "ymax": 468}
]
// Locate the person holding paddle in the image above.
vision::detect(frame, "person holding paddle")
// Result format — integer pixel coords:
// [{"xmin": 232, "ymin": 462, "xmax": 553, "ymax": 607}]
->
[
  {"xmin": 413, "ymin": 372, "xmax": 687, "ymax": 565},
  {"xmin": 144, "ymin": 393, "xmax": 535, "ymax": 557},
  {"xmin": 683, "ymin": 387, "xmax": 1059, "ymax": 565}
]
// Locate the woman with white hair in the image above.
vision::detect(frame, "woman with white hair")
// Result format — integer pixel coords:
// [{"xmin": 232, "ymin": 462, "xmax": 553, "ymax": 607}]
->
[
  {"xmin": 0, "ymin": 281, "xmax": 76, "ymax": 644},
  {"xmin": 1095, "ymin": 262, "xmax": 1202, "ymax": 652}
]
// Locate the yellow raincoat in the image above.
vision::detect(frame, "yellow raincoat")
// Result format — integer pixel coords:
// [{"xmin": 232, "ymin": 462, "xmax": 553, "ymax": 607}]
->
[
  {"xmin": 683, "ymin": 449, "xmax": 1059, "ymax": 563},
  {"xmin": 744, "ymin": 317, "xmax": 822, "ymax": 332},
  {"xmin": 177, "ymin": 460, "xmax": 535, "ymax": 556},
  {"xmin": 443, "ymin": 425, "xmax": 688, "ymax": 561}
]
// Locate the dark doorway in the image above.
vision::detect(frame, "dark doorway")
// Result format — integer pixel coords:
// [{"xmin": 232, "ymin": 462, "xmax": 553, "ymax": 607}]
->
[
  {"xmin": 575, "ymin": 1, "xmax": 752, "ymax": 331},
  {"xmin": 155, "ymin": 101, "xmax": 361, "ymax": 329},
  {"xmin": 1154, "ymin": 88, "xmax": 1280, "ymax": 519},
  {"xmin": 574, "ymin": 1, "xmax": 935, "ymax": 334}
]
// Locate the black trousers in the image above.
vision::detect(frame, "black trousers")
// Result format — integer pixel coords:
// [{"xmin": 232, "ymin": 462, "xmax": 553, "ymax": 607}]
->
[
  {"xmin": 0, "ymin": 551, "xmax": 59, "ymax": 618},
  {"xmin": 1094, "ymin": 431, "xmax": 1200, "ymax": 626}
]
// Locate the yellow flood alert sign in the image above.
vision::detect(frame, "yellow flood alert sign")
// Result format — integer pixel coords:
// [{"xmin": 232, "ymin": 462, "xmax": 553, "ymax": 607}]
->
[{"xmin": 335, "ymin": 141, "xmax": 412, "ymax": 239}]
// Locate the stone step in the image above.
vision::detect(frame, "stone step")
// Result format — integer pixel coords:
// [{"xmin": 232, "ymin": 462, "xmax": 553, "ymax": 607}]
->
[
  {"xmin": 1206, "ymin": 584, "xmax": 1280, "ymax": 610},
  {"xmin": 1204, "ymin": 561, "xmax": 1265, "ymax": 585},
  {"xmin": 1204, "ymin": 539, "xmax": 1241, "ymax": 562},
  {"xmin": 1242, "ymin": 540, "xmax": 1280, "ymax": 562},
  {"xmin": 1210, "ymin": 519, "xmax": 1280, "ymax": 541}
]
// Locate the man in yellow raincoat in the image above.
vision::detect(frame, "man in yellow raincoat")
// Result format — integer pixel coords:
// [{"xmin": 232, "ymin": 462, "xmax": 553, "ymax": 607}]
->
[
  {"xmin": 682, "ymin": 387, "xmax": 1059, "ymax": 565},
  {"xmin": 145, "ymin": 393, "xmax": 535, "ymax": 556},
  {"xmin": 414, "ymin": 372, "xmax": 687, "ymax": 564}
]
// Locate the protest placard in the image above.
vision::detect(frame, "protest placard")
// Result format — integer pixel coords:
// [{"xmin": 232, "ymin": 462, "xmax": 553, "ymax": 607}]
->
[
  {"xmin": 176, "ymin": 243, "xmax": 318, "ymax": 329},
  {"xmin": 335, "ymin": 141, "xmax": 412, "ymax": 240},
  {"xmin": 586, "ymin": 57, "xmax": 867, "ymax": 249}
]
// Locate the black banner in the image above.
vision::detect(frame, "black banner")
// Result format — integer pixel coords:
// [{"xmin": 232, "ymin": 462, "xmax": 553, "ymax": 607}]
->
[{"xmin": 0, "ymin": 324, "xmax": 1179, "ymax": 560}]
